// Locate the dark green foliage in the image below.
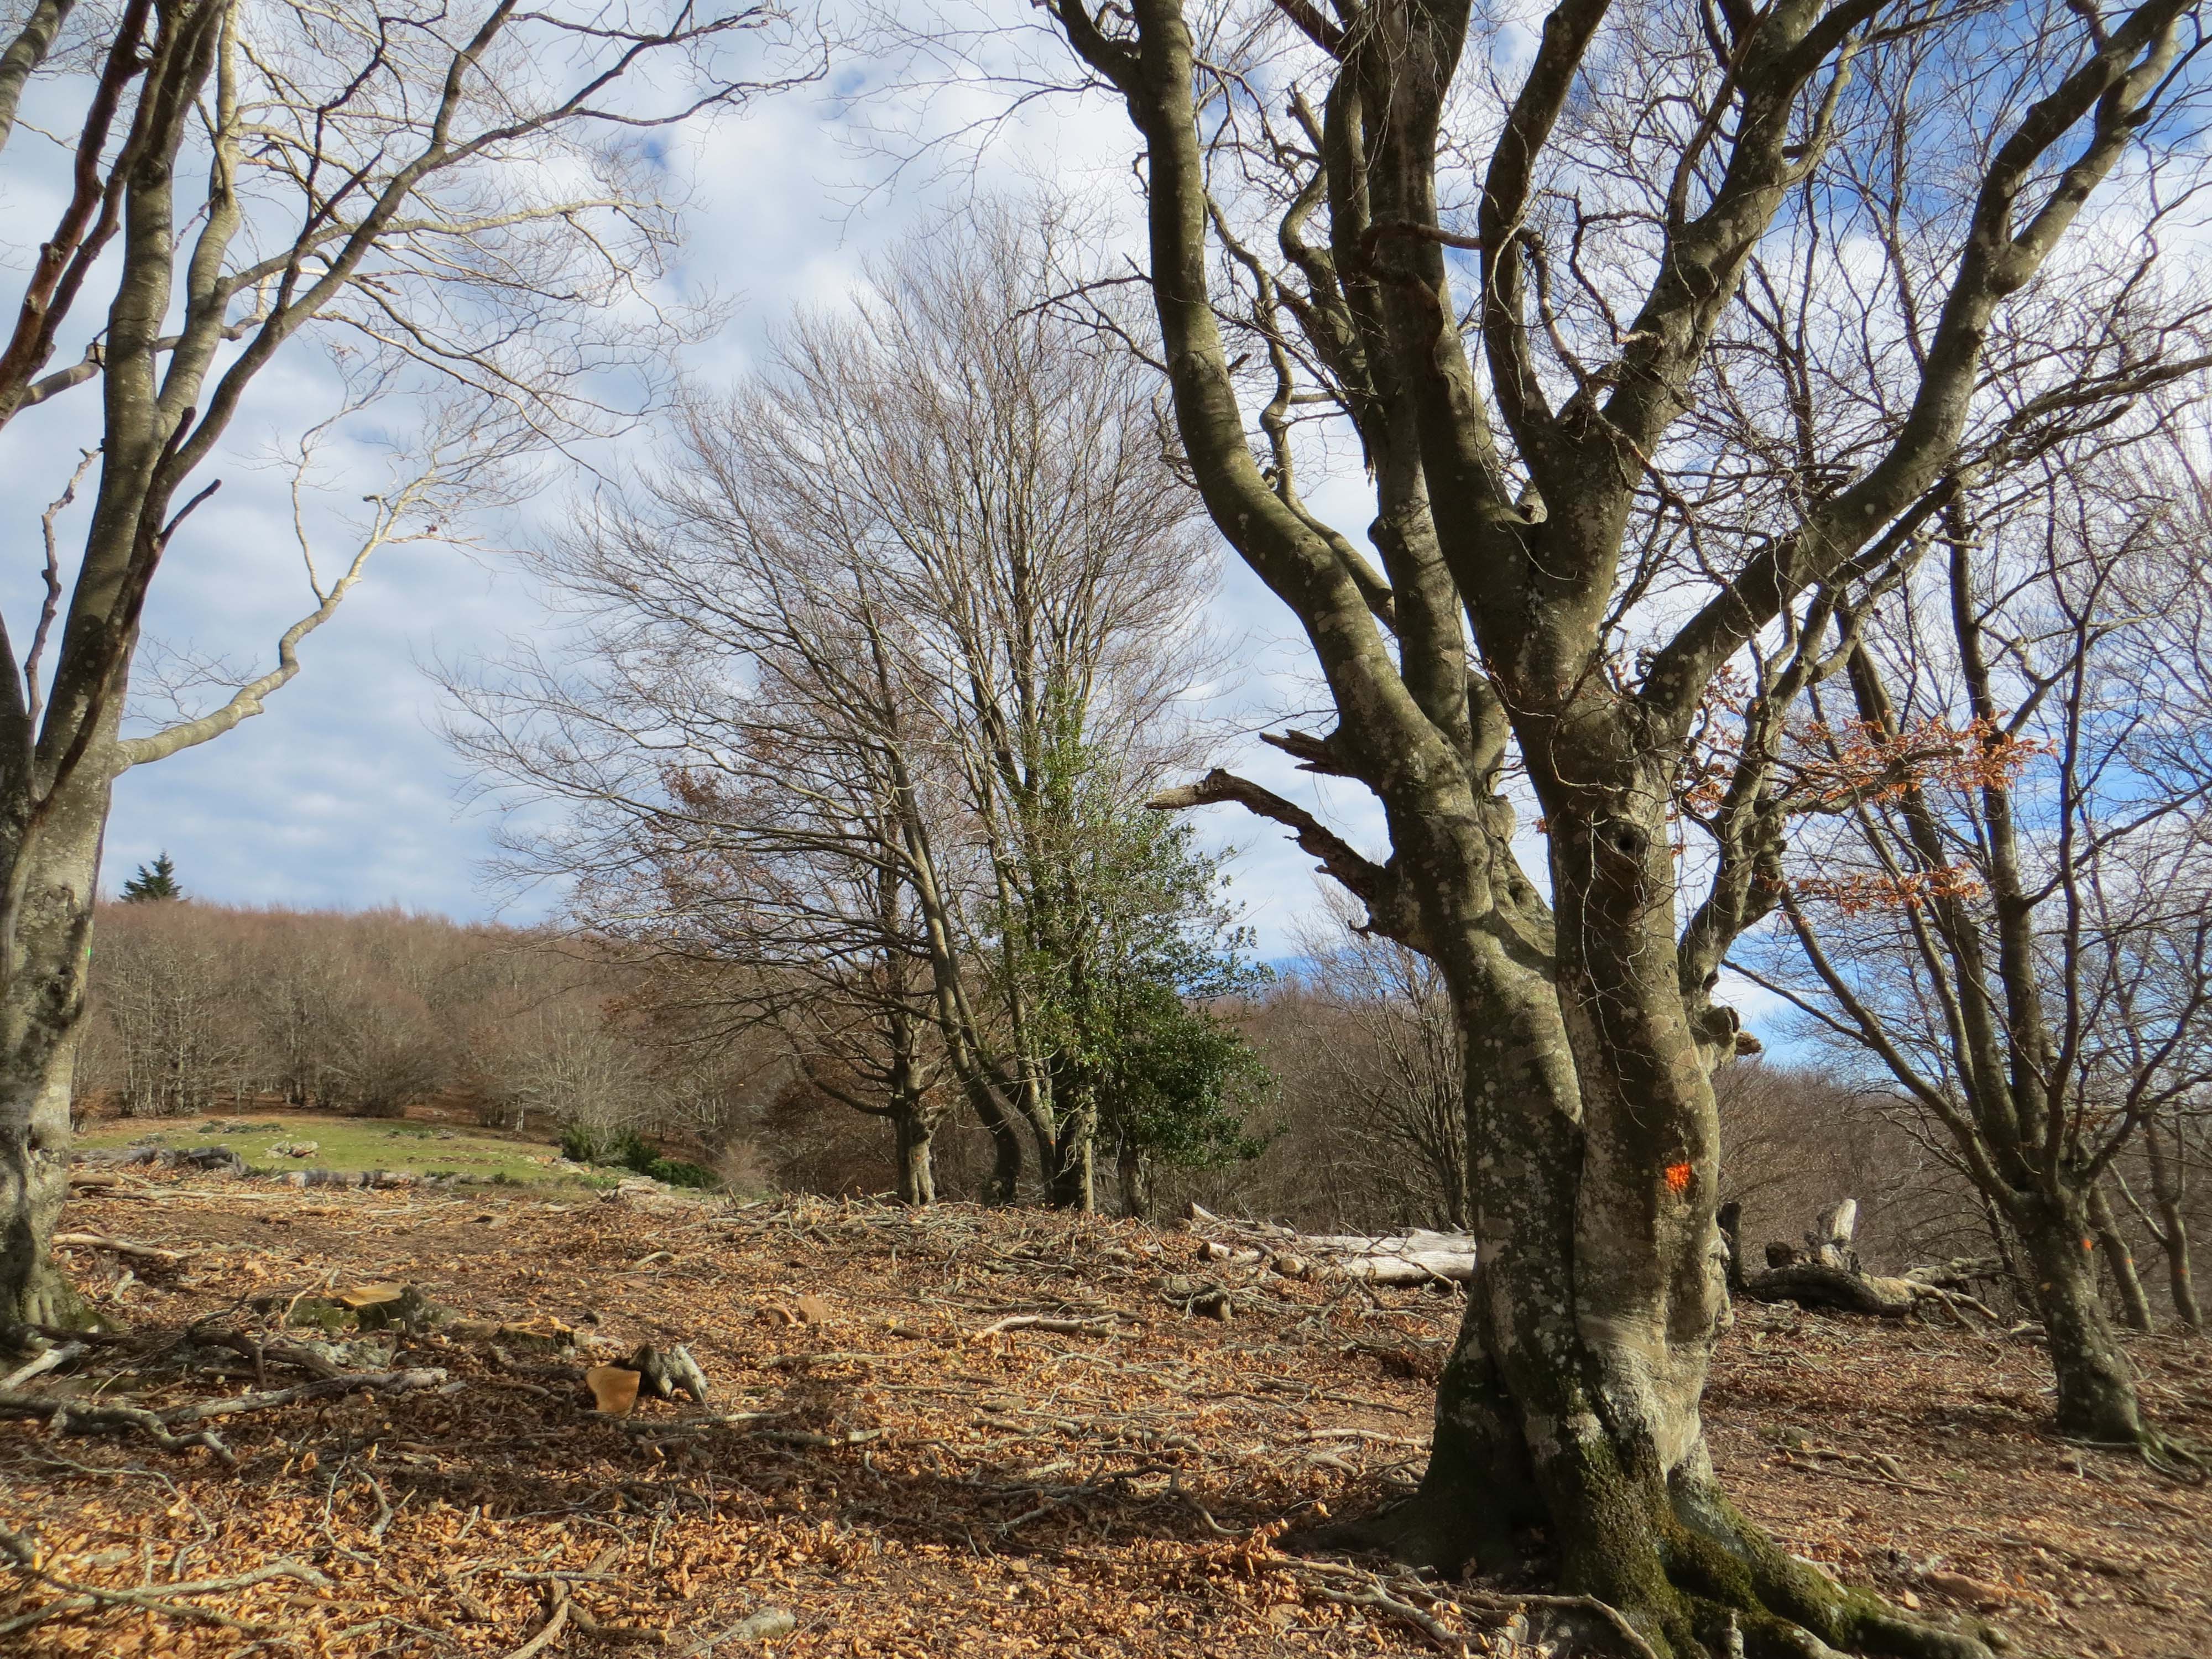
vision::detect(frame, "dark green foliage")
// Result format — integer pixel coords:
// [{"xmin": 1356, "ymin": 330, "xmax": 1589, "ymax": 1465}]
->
[
  {"xmin": 990, "ymin": 706, "xmax": 1275, "ymax": 1195},
  {"xmin": 120, "ymin": 852, "xmax": 182, "ymax": 902},
  {"xmin": 561, "ymin": 1123, "xmax": 718, "ymax": 1188},
  {"xmin": 1095, "ymin": 976, "xmax": 1273, "ymax": 1171}
]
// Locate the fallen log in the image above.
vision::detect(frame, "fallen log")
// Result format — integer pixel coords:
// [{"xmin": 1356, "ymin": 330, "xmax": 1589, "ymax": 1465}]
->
[
  {"xmin": 1194, "ymin": 1197, "xmax": 1994, "ymax": 1316},
  {"xmin": 72, "ymin": 1145, "xmax": 246, "ymax": 1176},
  {"xmin": 1733, "ymin": 1199, "xmax": 2000, "ymax": 1321},
  {"xmin": 1186, "ymin": 1203, "xmax": 1477, "ymax": 1284},
  {"xmin": 277, "ymin": 1167, "xmax": 418, "ymax": 1189}
]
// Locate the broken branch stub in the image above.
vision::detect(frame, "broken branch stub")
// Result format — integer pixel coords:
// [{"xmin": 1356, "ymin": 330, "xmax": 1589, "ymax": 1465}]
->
[{"xmin": 630, "ymin": 1343, "xmax": 710, "ymax": 1404}]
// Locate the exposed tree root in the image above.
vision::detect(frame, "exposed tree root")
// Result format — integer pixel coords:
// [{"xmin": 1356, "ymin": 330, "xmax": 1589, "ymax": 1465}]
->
[
  {"xmin": 2069, "ymin": 1426, "xmax": 2209, "ymax": 1483},
  {"xmin": 1293, "ymin": 1481, "xmax": 1998, "ymax": 1659},
  {"xmin": 3, "ymin": 1259, "xmax": 101, "ymax": 1337},
  {"xmin": 1287, "ymin": 1558, "xmax": 1663, "ymax": 1658}
]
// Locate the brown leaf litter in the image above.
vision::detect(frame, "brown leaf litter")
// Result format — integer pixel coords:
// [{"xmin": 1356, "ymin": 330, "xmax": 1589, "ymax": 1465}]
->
[{"xmin": 2, "ymin": 1175, "xmax": 2206, "ymax": 1657}]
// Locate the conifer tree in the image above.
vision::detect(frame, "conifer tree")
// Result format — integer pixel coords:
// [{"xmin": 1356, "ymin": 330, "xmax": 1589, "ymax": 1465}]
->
[{"xmin": 119, "ymin": 853, "xmax": 181, "ymax": 904}]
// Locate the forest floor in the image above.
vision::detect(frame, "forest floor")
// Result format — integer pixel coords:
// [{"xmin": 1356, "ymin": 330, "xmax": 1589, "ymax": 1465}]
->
[{"xmin": 3, "ymin": 1172, "xmax": 2208, "ymax": 1658}]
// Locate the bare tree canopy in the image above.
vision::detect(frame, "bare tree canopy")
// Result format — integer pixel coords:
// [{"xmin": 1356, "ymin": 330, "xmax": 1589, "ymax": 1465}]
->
[
  {"xmin": 1746, "ymin": 426, "xmax": 2212, "ymax": 1381},
  {"xmin": 449, "ymin": 201, "xmax": 1264, "ymax": 1211}
]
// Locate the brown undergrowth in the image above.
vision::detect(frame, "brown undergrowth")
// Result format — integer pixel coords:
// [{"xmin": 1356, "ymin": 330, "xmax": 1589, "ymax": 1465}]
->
[{"xmin": 2, "ymin": 1176, "xmax": 2206, "ymax": 1657}]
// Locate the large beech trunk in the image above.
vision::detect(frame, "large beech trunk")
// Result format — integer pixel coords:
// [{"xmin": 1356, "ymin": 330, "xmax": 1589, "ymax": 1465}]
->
[
  {"xmin": 1327, "ymin": 802, "xmax": 1984, "ymax": 1658},
  {"xmin": 2013, "ymin": 1191, "xmax": 2147, "ymax": 1444},
  {"xmin": 0, "ymin": 787, "xmax": 111, "ymax": 1332}
]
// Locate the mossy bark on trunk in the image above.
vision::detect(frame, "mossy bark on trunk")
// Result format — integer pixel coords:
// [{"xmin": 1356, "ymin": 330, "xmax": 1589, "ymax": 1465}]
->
[
  {"xmin": 0, "ymin": 789, "xmax": 110, "ymax": 1331},
  {"xmin": 2016, "ymin": 1190, "xmax": 2146, "ymax": 1445}
]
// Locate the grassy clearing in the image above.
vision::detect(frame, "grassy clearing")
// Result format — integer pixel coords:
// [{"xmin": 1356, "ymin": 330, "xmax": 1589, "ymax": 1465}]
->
[{"xmin": 71, "ymin": 1111, "xmax": 607, "ymax": 1189}]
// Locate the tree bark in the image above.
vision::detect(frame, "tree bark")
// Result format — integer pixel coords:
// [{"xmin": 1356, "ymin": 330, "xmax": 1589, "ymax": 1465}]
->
[
  {"xmin": 2086, "ymin": 1181, "xmax": 2153, "ymax": 1334},
  {"xmin": 2015, "ymin": 1191, "xmax": 2146, "ymax": 1444},
  {"xmin": 2143, "ymin": 1124, "xmax": 2201, "ymax": 1332},
  {"xmin": 1117, "ymin": 1141, "xmax": 1153, "ymax": 1219},
  {"xmin": 0, "ymin": 780, "xmax": 113, "ymax": 1331},
  {"xmin": 1047, "ymin": 1120, "xmax": 1094, "ymax": 1213},
  {"xmin": 890, "ymin": 1107, "xmax": 935, "ymax": 1207}
]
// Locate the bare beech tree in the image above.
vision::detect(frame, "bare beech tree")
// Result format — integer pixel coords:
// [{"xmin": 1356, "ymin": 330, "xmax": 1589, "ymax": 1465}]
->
[
  {"xmin": 450, "ymin": 206, "xmax": 1224, "ymax": 1208},
  {"xmin": 1748, "ymin": 438, "xmax": 2212, "ymax": 1438},
  {"xmin": 0, "ymin": 0, "xmax": 811, "ymax": 1329},
  {"xmin": 1018, "ymin": 0, "xmax": 2211, "ymax": 1650}
]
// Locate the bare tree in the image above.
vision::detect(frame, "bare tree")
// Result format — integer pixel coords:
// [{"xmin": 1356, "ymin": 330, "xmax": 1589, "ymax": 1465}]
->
[
  {"xmin": 449, "ymin": 202, "xmax": 1224, "ymax": 1207},
  {"xmin": 1025, "ymin": 0, "xmax": 2209, "ymax": 1649},
  {"xmin": 1749, "ymin": 438, "xmax": 2212, "ymax": 1436},
  {"xmin": 0, "ymin": 0, "xmax": 813, "ymax": 1328},
  {"xmin": 2116, "ymin": 1112, "xmax": 2204, "ymax": 1328}
]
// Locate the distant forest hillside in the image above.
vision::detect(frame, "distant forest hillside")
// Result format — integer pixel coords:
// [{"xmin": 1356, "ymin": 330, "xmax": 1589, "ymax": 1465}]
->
[{"xmin": 71, "ymin": 899, "xmax": 2203, "ymax": 1327}]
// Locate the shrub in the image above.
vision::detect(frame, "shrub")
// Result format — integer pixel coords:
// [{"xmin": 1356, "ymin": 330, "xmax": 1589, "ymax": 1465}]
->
[{"xmin": 559, "ymin": 1123, "xmax": 717, "ymax": 1188}]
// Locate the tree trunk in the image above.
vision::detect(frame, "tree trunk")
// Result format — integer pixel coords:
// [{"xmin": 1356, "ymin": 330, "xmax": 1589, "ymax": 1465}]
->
[
  {"xmin": 1311, "ymin": 796, "xmax": 1984, "ymax": 1658},
  {"xmin": 2015, "ymin": 1191, "xmax": 2146, "ymax": 1444},
  {"xmin": 2144, "ymin": 1125, "xmax": 2201, "ymax": 1332},
  {"xmin": 1117, "ymin": 1141, "xmax": 1152, "ymax": 1219},
  {"xmin": 2086, "ymin": 1181, "xmax": 2153, "ymax": 1333},
  {"xmin": 2159, "ymin": 1202, "xmax": 2201, "ymax": 1333},
  {"xmin": 1047, "ymin": 1120, "xmax": 1093, "ymax": 1213},
  {"xmin": 0, "ymin": 790, "xmax": 112, "ymax": 1332},
  {"xmin": 890, "ymin": 1108, "xmax": 935, "ymax": 1207}
]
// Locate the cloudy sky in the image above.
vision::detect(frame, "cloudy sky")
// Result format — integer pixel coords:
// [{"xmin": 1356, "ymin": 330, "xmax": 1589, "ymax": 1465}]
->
[{"xmin": 0, "ymin": 19, "xmax": 1397, "ymax": 962}]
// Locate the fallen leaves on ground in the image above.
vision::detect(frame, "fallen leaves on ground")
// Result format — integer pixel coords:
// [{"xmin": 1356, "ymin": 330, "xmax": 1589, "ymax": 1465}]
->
[{"xmin": 3, "ymin": 1176, "xmax": 2208, "ymax": 1657}]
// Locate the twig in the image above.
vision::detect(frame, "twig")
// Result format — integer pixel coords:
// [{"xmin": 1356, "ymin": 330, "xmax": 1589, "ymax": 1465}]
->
[
  {"xmin": 165, "ymin": 1368, "xmax": 446, "ymax": 1425},
  {"xmin": 759, "ymin": 1427, "xmax": 883, "ymax": 1448},
  {"xmin": 1312, "ymin": 1576, "xmax": 1463, "ymax": 1648},
  {"xmin": 0, "ymin": 1366, "xmax": 446, "ymax": 1465},
  {"xmin": 969, "ymin": 1314, "xmax": 1115, "ymax": 1340},
  {"xmin": 1286, "ymin": 1558, "xmax": 1662, "ymax": 1659},
  {"xmin": 0, "ymin": 1394, "xmax": 236, "ymax": 1464},
  {"xmin": 0, "ymin": 1343, "xmax": 81, "ymax": 1390},
  {"xmin": 0, "ymin": 1522, "xmax": 327, "ymax": 1639},
  {"xmin": 573, "ymin": 1601, "xmax": 679, "ymax": 1644},
  {"xmin": 503, "ymin": 1595, "xmax": 571, "ymax": 1659},
  {"xmin": 54, "ymin": 1232, "xmax": 190, "ymax": 1266},
  {"xmin": 1288, "ymin": 1427, "xmax": 1428, "ymax": 1447}
]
